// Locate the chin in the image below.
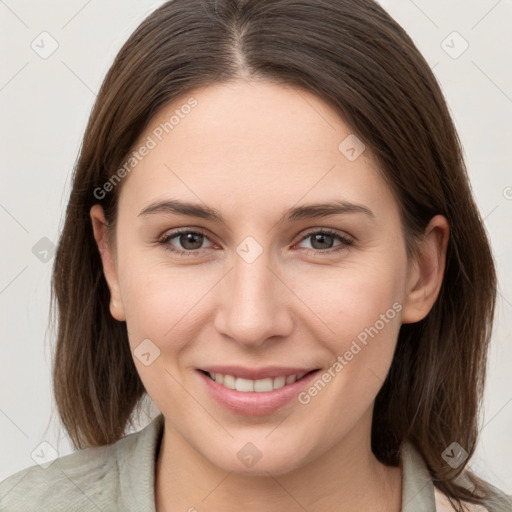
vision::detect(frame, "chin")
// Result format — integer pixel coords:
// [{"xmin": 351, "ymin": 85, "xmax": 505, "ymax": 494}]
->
[{"xmin": 204, "ymin": 440, "xmax": 310, "ymax": 477}]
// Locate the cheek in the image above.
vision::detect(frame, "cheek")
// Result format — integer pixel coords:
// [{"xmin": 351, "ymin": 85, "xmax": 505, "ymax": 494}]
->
[
  {"xmin": 341, "ymin": 271, "xmax": 402, "ymax": 340},
  {"xmin": 116, "ymin": 258, "xmax": 213, "ymax": 406},
  {"xmin": 293, "ymin": 271, "xmax": 404, "ymax": 417},
  {"xmin": 288, "ymin": 253, "xmax": 406, "ymax": 404},
  {"xmin": 292, "ymin": 256, "xmax": 404, "ymax": 341},
  {"xmin": 117, "ymin": 253, "xmax": 218, "ymax": 351}
]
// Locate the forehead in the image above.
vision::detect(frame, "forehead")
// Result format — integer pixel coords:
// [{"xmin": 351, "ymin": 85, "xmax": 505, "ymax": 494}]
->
[{"xmin": 117, "ymin": 80, "xmax": 396, "ymax": 221}]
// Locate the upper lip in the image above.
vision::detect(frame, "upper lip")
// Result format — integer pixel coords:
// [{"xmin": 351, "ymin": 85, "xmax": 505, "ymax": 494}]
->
[{"xmin": 198, "ymin": 366, "xmax": 319, "ymax": 380}]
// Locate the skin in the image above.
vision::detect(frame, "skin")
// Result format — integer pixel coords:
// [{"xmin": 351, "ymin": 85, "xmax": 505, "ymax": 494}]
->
[{"xmin": 91, "ymin": 79, "xmax": 449, "ymax": 512}]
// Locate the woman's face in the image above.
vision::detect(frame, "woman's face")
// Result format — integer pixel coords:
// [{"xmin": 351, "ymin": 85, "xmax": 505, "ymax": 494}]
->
[{"xmin": 91, "ymin": 80, "xmax": 442, "ymax": 476}]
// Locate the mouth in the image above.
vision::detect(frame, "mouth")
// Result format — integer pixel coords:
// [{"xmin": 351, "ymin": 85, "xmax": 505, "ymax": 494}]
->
[
  {"xmin": 198, "ymin": 369, "xmax": 319, "ymax": 392},
  {"xmin": 196, "ymin": 367, "xmax": 322, "ymax": 416}
]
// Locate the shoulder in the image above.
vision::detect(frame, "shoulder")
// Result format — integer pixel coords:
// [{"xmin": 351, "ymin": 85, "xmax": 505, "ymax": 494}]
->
[
  {"xmin": 0, "ymin": 437, "xmax": 126, "ymax": 512},
  {"xmin": 0, "ymin": 415, "xmax": 164, "ymax": 512},
  {"xmin": 0, "ymin": 442, "xmax": 117, "ymax": 511}
]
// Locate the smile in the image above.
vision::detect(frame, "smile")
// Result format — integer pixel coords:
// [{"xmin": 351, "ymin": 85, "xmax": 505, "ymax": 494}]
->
[{"xmin": 197, "ymin": 366, "xmax": 321, "ymax": 415}]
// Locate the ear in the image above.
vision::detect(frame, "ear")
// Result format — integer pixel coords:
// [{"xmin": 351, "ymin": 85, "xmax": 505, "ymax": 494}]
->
[
  {"xmin": 401, "ymin": 215, "xmax": 449, "ymax": 324},
  {"xmin": 90, "ymin": 204, "xmax": 126, "ymax": 322}
]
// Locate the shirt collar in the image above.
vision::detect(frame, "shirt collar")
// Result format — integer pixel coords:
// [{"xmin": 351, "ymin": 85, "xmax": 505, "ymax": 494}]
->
[{"xmin": 400, "ymin": 440, "xmax": 437, "ymax": 511}]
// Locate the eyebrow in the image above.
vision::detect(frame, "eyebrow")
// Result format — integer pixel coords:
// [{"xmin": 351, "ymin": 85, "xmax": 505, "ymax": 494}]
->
[{"xmin": 138, "ymin": 199, "xmax": 375, "ymax": 223}]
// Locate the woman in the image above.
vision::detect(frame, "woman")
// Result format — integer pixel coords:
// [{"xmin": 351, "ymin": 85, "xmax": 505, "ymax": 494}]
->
[{"xmin": 1, "ymin": 0, "xmax": 510, "ymax": 511}]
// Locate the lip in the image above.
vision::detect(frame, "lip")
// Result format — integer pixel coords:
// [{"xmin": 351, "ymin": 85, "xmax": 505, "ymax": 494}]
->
[
  {"xmin": 198, "ymin": 365, "xmax": 317, "ymax": 380},
  {"xmin": 197, "ymin": 368, "xmax": 321, "ymax": 416}
]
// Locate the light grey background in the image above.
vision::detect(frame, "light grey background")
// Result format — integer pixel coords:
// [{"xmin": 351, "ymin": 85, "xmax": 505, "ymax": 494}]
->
[{"xmin": 1, "ymin": 0, "xmax": 511, "ymax": 494}]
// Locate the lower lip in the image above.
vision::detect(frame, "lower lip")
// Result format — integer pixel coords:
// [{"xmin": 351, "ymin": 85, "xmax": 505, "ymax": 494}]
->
[{"xmin": 197, "ymin": 370, "xmax": 320, "ymax": 416}]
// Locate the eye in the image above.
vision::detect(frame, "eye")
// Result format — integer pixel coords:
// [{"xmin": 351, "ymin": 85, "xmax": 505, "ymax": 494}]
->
[
  {"xmin": 157, "ymin": 227, "xmax": 354, "ymax": 257},
  {"xmin": 158, "ymin": 228, "xmax": 215, "ymax": 255},
  {"xmin": 295, "ymin": 229, "xmax": 354, "ymax": 254}
]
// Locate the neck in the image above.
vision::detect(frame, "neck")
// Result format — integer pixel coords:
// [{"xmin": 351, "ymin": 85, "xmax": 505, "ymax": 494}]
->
[{"xmin": 155, "ymin": 412, "xmax": 402, "ymax": 512}]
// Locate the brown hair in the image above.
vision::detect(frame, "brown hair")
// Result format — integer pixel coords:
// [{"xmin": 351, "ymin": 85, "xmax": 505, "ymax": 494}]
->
[{"xmin": 50, "ymin": 0, "xmax": 510, "ymax": 510}]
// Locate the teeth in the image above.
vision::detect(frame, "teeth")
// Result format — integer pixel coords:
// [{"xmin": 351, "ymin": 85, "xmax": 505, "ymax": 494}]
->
[
  {"xmin": 206, "ymin": 371, "xmax": 311, "ymax": 392},
  {"xmin": 273, "ymin": 376, "xmax": 286, "ymax": 389},
  {"xmin": 235, "ymin": 377, "xmax": 254, "ymax": 392},
  {"xmin": 254, "ymin": 378, "xmax": 273, "ymax": 392},
  {"xmin": 285, "ymin": 374, "xmax": 296, "ymax": 385},
  {"xmin": 222, "ymin": 374, "xmax": 236, "ymax": 389}
]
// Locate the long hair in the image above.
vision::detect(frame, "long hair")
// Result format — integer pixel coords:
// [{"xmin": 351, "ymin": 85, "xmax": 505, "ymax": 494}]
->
[{"xmin": 50, "ymin": 1, "xmax": 510, "ymax": 510}]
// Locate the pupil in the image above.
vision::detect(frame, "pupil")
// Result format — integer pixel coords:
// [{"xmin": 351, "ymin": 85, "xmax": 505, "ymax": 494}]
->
[
  {"xmin": 312, "ymin": 233, "xmax": 332, "ymax": 249},
  {"xmin": 181, "ymin": 233, "xmax": 202, "ymax": 250}
]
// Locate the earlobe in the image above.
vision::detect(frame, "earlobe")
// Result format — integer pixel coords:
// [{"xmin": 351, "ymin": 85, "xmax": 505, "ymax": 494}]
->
[
  {"xmin": 401, "ymin": 215, "xmax": 449, "ymax": 324},
  {"xmin": 90, "ymin": 204, "xmax": 126, "ymax": 322}
]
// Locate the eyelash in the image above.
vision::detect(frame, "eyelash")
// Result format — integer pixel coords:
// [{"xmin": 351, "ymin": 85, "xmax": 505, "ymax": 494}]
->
[{"xmin": 157, "ymin": 227, "xmax": 354, "ymax": 257}]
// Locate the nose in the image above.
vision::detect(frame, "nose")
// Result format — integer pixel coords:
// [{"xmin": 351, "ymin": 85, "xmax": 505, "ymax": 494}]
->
[{"xmin": 214, "ymin": 244, "xmax": 294, "ymax": 348}]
